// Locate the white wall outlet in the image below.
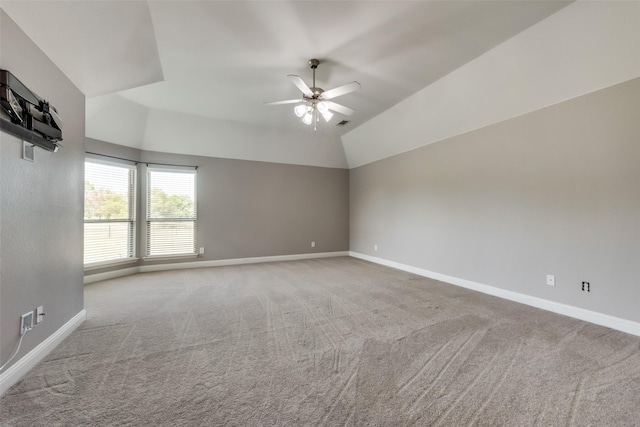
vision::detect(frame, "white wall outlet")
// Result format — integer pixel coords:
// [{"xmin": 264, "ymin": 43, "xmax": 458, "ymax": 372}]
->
[
  {"xmin": 546, "ymin": 274, "xmax": 555, "ymax": 286},
  {"xmin": 21, "ymin": 311, "xmax": 34, "ymax": 335},
  {"xmin": 374, "ymin": 244, "xmax": 378, "ymax": 251},
  {"xmin": 36, "ymin": 305, "xmax": 45, "ymax": 324},
  {"xmin": 199, "ymin": 247, "xmax": 205, "ymax": 255},
  {"xmin": 311, "ymin": 241, "xmax": 316, "ymax": 248}
]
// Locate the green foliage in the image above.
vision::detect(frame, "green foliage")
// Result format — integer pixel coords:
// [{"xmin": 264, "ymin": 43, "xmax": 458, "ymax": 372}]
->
[
  {"xmin": 85, "ymin": 181, "xmax": 194, "ymax": 220},
  {"xmin": 84, "ymin": 181, "xmax": 129, "ymax": 220},
  {"xmin": 149, "ymin": 188, "xmax": 195, "ymax": 218}
]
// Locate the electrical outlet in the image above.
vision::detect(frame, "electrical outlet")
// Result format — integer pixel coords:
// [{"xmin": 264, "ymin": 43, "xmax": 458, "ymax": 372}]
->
[
  {"xmin": 21, "ymin": 311, "xmax": 34, "ymax": 335},
  {"xmin": 199, "ymin": 247, "xmax": 205, "ymax": 255},
  {"xmin": 582, "ymin": 281, "xmax": 590, "ymax": 292},
  {"xmin": 546, "ymin": 275, "xmax": 555, "ymax": 286},
  {"xmin": 36, "ymin": 305, "xmax": 45, "ymax": 324},
  {"xmin": 374, "ymin": 244, "xmax": 378, "ymax": 251},
  {"xmin": 311, "ymin": 241, "xmax": 315, "ymax": 248}
]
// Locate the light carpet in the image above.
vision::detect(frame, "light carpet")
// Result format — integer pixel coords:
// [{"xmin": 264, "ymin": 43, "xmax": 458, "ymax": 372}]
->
[{"xmin": 2, "ymin": 257, "xmax": 640, "ymax": 426}]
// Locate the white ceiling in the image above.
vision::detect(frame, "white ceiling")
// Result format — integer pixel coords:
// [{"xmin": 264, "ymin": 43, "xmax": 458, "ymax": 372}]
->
[{"xmin": 2, "ymin": 0, "xmax": 573, "ymax": 167}]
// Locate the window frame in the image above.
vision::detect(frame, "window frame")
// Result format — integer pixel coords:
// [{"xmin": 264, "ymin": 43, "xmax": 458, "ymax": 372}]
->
[
  {"xmin": 83, "ymin": 157, "xmax": 137, "ymax": 269},
  {"xmin": 144, "ymin": 165, "xmax": 197, "ymax": 259}
]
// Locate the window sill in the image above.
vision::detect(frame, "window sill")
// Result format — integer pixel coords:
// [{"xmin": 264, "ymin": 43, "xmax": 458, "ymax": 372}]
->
[
  {"xmin": 142, "ymin": 253, "xmax": 198, "ymax": 262},
  {"xmin": 84, "ymin": 257, "xmax": 139, "ymax": 271}
]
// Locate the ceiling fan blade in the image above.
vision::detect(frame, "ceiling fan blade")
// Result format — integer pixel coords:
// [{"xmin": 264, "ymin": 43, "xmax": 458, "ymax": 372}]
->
[
  {"xmin": 287, "ymin": 75, "xmax": 313, "ymax": 97},
  {"xmin": 321, "ymin": 81, "xmax": 361, "ymax": 100},
  {"xmin": 264, "ymin": 99, "xmax": 302, "ymax": 106},
  {"xmin": 326, "ymin": 101, "xmax": 355, "ymax": 116}
]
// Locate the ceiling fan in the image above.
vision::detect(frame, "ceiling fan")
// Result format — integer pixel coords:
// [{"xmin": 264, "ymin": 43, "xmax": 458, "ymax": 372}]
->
[{"xmin": 265, "ymin": 59, "xmax": 360, "ymax": 131}]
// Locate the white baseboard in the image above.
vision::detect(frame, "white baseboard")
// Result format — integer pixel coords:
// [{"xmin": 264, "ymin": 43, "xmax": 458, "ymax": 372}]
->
[
  {"xmin": 139, "ymin": 251, "xmax": 349, "ymax": 272},
  {"xmin": 0, "ymin": 309, "xmax": 87, "ymax": 396},
  {"xmin": 84, "ymin": 266, "xmax": 140, "ymax": 285},
  {"xmin": 85, "ymin": 251, "xmax": 350, "ymax": 283},
  {"xmin": 349, "ymin": 251, "xmax": 640, "ymax": 338}
]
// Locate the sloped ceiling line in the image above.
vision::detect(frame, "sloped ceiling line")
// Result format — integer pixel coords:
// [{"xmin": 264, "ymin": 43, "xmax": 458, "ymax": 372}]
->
[
  {"xmin": 343, "ymin": 1, "xmax": 640, "ymax": 168},
  {"xmin": 2, "ymin": 1, "xmax": 579, "ymax": 168}
]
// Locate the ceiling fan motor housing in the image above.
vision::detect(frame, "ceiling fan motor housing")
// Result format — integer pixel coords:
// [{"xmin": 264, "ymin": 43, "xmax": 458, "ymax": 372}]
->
[{"xmin": 304, "ymin": 87, "xmax": 324, "ymax": 101}]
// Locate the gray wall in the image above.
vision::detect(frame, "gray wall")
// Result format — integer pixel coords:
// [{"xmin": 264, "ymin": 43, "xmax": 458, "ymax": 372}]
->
[
  {"xmin": 350, "ymin": 77, "xmax": 640, "ymax": 323},
  {"xmin": 1, "ymin": 11, "xmax": 85, "ymax": 369},
  {"xmin": 85, "ymin": 139, "xmax": 349, "ymax": 276}
]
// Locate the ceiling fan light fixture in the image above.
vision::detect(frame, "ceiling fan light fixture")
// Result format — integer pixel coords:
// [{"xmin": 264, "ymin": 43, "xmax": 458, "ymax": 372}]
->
[
  {"xmin": 320, "ymin": 110, "xmax": 333, "ymax": 122},
  {"xmin": 294, "ymin": 104, "xmax": 307, "ymax": 117},
  {"xmin": 317, "ymin": 101, "xmax": 328, "ymax": 112},
  {"xmin": 302, "ymin": 112, "xmax": 313, "ymax": 125}
]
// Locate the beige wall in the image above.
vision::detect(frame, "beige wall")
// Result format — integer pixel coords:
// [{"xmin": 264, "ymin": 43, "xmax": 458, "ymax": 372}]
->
[
  {"xmin": 350, "ymin": 78, "xmax": 640, "ymax": 323},
  {"xmin": 84, "ymin": 139, "xmax": 349, "ymax": 277},
  {"xmin": 1, "ymin": 11, "xmax": 85, "ymax": 370}
]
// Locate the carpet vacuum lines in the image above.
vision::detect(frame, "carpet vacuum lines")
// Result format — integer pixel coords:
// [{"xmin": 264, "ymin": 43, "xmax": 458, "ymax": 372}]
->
[{"xmin": 2, "ymin": 257, "xmax": 640, "ymax": 425}]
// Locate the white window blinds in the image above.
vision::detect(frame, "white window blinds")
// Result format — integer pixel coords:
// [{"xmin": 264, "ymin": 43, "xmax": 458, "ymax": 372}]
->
[
  {"xmin": 84, "ymin": 159, "xmax": 136, "ymax": 266},
  {"xmin": 146, "ymin": 166, "xmax": 197, "ymax": 257}
]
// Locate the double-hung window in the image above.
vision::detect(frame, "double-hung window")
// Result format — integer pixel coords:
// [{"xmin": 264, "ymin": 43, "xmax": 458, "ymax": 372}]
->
[
  {"xmin": 146, "ymin": 166, "xmax": 197, "ymax": 257},
  {"xmin": 84, "ymin": 158, "xmax": 136, "ymax": 267}
]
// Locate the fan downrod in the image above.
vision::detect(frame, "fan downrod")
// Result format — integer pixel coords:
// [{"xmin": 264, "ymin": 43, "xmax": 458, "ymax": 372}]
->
[{"xmin": 306, "ymin": 59, "xmax": 323, "ymax": 98}]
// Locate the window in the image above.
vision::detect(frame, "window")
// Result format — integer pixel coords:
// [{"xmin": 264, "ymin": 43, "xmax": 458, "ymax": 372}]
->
[
  {"xmin": 84, "ymin": 159, "xmax": 136, "ymax": 266},
  {"xmin": 146, "ymin": 166, "xmax": 197, "ymax": 257}
]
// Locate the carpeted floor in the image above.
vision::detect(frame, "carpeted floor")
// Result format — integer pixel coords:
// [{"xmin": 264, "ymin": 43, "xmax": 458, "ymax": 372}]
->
[{"xmin": 2, "ymin": 257, "xmax": 640, "ymax": 426}]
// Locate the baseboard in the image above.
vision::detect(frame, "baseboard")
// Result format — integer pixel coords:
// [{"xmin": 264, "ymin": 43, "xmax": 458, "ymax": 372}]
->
[
  {"xmin": 0, "ymin": 309, "xmax": 87, "ymax": 396},
  {"xmin": 84, "ymin": 266, "xmax": 140, "ymax": 285},
  {"xmin": 85, "ymin": 251, "xmax": 350, "ymax": 283},
  {"xmin": 139, "ymin": 251, "xmax": 350, "ymax": 273},
  {"xmin": 349, "ymin": 251, "xmax": 640, "ymax": 338}
]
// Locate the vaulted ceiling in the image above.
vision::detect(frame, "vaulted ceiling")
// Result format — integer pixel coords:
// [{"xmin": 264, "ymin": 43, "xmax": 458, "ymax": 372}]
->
[{"xmin": 2, "ymin": 1, "xmax": 573, "ymax": 167}]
